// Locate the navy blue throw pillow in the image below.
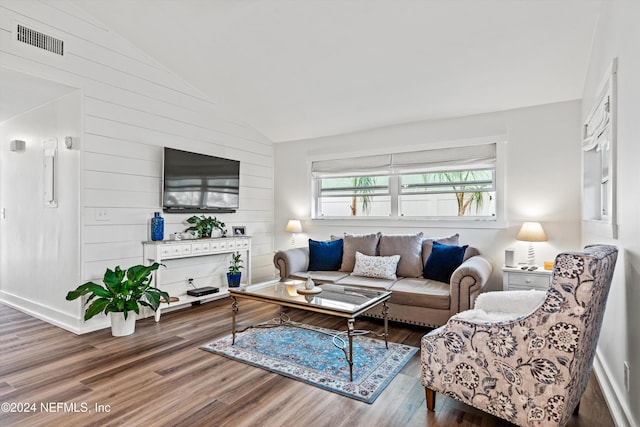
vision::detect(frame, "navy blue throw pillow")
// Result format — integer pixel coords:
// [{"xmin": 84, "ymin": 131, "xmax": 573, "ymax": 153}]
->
[
  {"xmin": 308, "ymin": 239, "xmax": 344, "ymax": 271},
  {"xmin": 423, "ymin": 241, "xmax": 468, "ymax": 283}
]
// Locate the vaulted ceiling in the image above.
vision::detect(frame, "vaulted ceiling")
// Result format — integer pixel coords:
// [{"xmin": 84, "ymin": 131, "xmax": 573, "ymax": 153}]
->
[{"xmin": 76, "ymin": 0, "xmax": 603, "ymax": 142}]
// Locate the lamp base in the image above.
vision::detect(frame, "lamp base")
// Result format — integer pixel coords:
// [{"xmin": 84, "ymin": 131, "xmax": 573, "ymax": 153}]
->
[{"xmin": 527, "ymin": 243, "xmax": 536, "ymax": 266}]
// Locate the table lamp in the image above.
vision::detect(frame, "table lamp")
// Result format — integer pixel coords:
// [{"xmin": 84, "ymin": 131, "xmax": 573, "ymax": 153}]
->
[
  {"xmin": 517, "ymin": 222, "xmax": 547, "ymax": 266},
  {"xmin": 285, "ymin": 219, "xmax": 302, "ymax": 246}
]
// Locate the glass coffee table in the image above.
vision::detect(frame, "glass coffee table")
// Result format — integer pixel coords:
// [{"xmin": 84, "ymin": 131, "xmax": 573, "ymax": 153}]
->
[{"xmin": 228, "ymin": 280, "xmax": 391, "ymax": 381}]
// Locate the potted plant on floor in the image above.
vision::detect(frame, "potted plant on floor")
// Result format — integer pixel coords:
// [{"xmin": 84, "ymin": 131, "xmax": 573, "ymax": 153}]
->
[
  {"xmin": 185, "ymin": 215, "xmax": 226, "ymax": 238},
  {"xmin": 65, "ymin": 263, "xmax": 169, "ymax": 336},
  {"xmin": 227, "ymin": 252, "xmax": 244, "ymax": 288}
]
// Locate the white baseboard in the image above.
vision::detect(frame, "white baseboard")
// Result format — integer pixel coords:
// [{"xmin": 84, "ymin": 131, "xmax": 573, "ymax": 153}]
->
[
  {"xmin": 593, "ymin": 349, "xmax": 638, "ymax": 427},
  {"xmin": 0, "ymin": 290, "xmax": 109, "ymax": 334}
]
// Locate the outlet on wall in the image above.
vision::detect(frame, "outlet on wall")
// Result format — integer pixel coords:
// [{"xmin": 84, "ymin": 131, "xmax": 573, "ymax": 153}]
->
[
  {"xmin": 95, "ymin": 209, "xmax": 109, "ymax": 221},
  {"xmin": 624, "ymin": 361, "xmax": 630, "ymax": 393}
]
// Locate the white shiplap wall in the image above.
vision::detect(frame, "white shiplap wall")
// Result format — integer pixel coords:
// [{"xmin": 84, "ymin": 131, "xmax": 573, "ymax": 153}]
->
[{"xmin": 0, "ymin": 0, "xmax": 274, "ymax": 332}]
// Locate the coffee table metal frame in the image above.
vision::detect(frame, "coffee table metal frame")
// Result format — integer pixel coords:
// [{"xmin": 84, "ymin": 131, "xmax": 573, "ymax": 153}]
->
[{"xmin": 228, "ymin": 281, "xmax": 391, "ymax": 382}]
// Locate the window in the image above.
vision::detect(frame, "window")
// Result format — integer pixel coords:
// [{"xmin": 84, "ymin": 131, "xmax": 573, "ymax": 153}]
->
[
  {"xmin": 312, "ymin": 143, "xmax": 498, "ymax": 220},
  {"xmin": 317, "ymin": 176, "xmax": 390, "ymax": 217},
  {"xmin": 399, "ymin": 169, "xmax": 495, "ymax": 217},
  {"xmin": 582, "ymin": 58, "xmax": 617, "ymax": 238}
]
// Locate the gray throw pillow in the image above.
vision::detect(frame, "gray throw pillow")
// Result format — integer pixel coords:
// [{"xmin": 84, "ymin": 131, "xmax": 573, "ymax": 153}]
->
[
  {"xmin": 421, "ymin": 233, "xmax": 460, "ymax": 266},
  {"xmin": 379, "ymin": 232, "xmax": 424, "ymax": 278},
  {"xmin": 339, "ymin": 232, "xmax": 381, "ymax": 272}
]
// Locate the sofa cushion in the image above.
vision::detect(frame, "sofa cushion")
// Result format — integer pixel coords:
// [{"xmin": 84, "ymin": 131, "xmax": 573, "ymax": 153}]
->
[
  {"xmin": 351, "ymin": 251, "xmax": 401, "ymax": 280},
  {"xmin": 421, "ymin": 233, "xmax": 460, "ymax": 266},
  {"xmin": 379, "ymin": 232, "xmax": 424, "ymax": 278},
  {"xmin": 389, "ymin": 278, "xmax": 451, "ymax": 309},
  {"xmin": 340, "ymin": 233, "xmax": 381, "ymax": 272},
  {"xmin": 423, "ymin": 241, "xmax": 468, "ymax": 283},
  {"xmin": 308, "ymin": 238, "xmax": 344, "ymax": 271},
  {"xmin": 335, "ymin": 275, "xmax": 396, "ymax": 291},
  {"xmin": 290, "ymin": 270, "xmax": 349, "ymax": 283}
]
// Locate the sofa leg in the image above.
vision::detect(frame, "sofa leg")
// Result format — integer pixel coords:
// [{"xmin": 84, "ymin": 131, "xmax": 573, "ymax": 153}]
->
[{"xmin": 426, "ymin": 387, "xmax": 436, "ymax": 411}]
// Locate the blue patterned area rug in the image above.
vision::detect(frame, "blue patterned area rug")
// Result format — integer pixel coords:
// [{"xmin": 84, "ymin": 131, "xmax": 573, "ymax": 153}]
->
[{"xmin": 201, "ymin": 321, "xmax": 418, "ymax": 403}]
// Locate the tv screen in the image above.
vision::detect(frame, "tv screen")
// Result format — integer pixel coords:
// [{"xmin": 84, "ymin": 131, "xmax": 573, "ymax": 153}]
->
[{"xmin": 163, "ymin": 147, "xmax": 240, "ymax": 213}]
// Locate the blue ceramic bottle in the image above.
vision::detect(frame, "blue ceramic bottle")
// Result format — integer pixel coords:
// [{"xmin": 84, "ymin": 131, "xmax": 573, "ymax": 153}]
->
[{"xmin": 151, "ymin": 212, "xmax": 164, "ymax": 241}]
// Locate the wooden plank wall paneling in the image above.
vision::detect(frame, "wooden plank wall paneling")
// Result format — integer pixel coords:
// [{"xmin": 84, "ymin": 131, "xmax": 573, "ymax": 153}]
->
[{"xmin": 0, "ymin": 0, "xmax": 276, "ymax": 324}]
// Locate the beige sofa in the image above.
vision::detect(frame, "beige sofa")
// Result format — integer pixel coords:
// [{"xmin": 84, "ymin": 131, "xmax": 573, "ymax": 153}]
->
[{"xmin": 273, "ymin": 232, "xmax": 493, "ymax": 328}]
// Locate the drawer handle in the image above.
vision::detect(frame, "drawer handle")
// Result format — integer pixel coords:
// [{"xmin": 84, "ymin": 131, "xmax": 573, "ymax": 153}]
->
[{"xmin": 526, "ymin": 279, "xmax": 532, "ymax": 284}]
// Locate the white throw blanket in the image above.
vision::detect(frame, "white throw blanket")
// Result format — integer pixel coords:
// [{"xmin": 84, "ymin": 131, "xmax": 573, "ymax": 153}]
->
[{"xmin": 452, "ymin": 289, "xmax": 546, "ymax": 323}]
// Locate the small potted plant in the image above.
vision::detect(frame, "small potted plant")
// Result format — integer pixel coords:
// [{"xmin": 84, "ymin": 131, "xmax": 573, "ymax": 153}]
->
[
  {"xmin": 65, "ymin": 263, "xmax": 169, "ymax": 336},
  {"xmin": 227, "ymin": 252, "xmax": 244, "ymax": 287},
  {"xmin": 185, "ymin": 215, "xmax": 226, "ymax": 238}
]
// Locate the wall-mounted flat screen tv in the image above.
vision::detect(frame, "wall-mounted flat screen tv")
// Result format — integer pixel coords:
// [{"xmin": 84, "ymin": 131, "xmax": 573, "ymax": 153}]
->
[{"xmin": 163, "ymin": 147, "xmax": 240, "ymax": 213}]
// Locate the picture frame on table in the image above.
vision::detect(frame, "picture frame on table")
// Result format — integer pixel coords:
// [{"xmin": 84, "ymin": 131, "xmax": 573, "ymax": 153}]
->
[{"xmin": 232, "ymin": 226, "xmax": 246, "ymax": 236}]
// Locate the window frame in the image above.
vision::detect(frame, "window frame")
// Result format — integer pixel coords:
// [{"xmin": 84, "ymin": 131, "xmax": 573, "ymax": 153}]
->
[{"xmin": 310, "ymin": 140, "xmax": 507, "ymax": 228}]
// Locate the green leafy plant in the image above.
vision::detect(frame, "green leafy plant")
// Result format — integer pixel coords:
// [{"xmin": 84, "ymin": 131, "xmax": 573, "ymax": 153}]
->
[
  {"xmin": 228, "ymin": 252, "xmax": 244, "ymax": 274},
  {"xmin": 65, "ymin": 263, "xmax": 169, "ymax": 320},
  {"xmin": 185, "ymin": 215, "xmax": 226, "ymax": 238}
]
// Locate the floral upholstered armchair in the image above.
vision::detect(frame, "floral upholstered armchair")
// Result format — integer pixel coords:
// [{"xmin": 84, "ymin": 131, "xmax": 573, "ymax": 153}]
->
[{"xmin": 421, "ymin": 245, "xmax": 618, "ymax": 427}]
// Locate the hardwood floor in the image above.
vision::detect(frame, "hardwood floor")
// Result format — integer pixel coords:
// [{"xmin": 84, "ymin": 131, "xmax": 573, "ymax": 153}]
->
[{"xmin": 0, "ymin": 299, "xmax": 614, "ymax": 427}]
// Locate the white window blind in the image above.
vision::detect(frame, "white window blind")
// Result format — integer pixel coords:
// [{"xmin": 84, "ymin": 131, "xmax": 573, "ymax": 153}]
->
[
  {"xmin": 312, "ymin": 143, "xmax": 496, "ymax": 177},
  {"xmin": 391, "ymin": 144, "xmax": 496, "ymax": 173},
  {"xmin": 311, "ymin": 154, "xmax": 391, "ymax": 177}
]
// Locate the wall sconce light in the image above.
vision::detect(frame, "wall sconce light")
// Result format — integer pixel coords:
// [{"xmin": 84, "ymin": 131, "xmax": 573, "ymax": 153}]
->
[
  {"xmin": 10, "ymin": 140, "xmax": 26, "ymax": 152},
  {"xmin": 285, "ymin": 219, "xmax": 302, "ymax": 246},
  {"xmin": 517, "ymin": 222, "xmax": 548, "ymax": 266}
]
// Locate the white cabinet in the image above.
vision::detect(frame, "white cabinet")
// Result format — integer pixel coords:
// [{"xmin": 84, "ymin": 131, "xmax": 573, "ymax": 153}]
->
[
  {"xmin": 501, "ymin": 266, "xmax": 552, "ymax": 291},
  {"xmin": 143, "ymin": 237, "xmax": 251, "ymax": 320}
]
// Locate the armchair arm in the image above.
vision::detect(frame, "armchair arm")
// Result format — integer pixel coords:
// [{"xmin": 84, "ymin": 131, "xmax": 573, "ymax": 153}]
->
[
  {"xmin": 474, "ymin": 289, "xmax": 546, "ymax": 314},
  {"xmin": 449, "ymin": 255, "xmax": 493, "ymax": 314},
  {"xmin": 273, "ymin": 247, "xmax": 309, "ymax": 279},
  {"xmin": 452, "ymin": 290, "xmax": 546, "ymax": 324}
]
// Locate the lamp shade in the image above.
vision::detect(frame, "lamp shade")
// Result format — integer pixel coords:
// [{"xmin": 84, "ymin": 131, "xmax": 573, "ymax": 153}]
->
[
  {"xmin": 517, "ymin": 222, "xmax": 547, "ymax": 242},
  {"xmin": 285, "ymin": 220, "xmax": 302, "ymax": 233}
]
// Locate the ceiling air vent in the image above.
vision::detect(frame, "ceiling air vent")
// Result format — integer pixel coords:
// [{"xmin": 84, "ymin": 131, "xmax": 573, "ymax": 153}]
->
[{"xmin": 16, "ymin": 24, "xmax": 64, "ymax": 56}]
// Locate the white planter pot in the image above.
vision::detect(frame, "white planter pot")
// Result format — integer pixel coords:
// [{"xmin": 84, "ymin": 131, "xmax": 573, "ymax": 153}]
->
[{"xmin": 110, "ymin": 311, "xmax": 136, "ymax": 337}]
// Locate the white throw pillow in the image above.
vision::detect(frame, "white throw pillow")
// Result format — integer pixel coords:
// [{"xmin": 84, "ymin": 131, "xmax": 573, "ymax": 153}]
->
[{"xmin": 351, "ymin": 251, "xmax": 401, "ymax": 280}]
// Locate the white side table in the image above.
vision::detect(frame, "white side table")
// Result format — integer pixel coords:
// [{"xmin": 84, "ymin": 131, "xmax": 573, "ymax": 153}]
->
[{"xmin": 501, "ymin": 266, "xmax": 552, "ymax": 291}]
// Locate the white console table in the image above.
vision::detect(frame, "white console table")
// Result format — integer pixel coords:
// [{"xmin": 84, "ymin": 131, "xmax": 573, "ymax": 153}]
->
[{"xmin": 142, "ymin": 237, "xmax": 251, "ymax": 320}]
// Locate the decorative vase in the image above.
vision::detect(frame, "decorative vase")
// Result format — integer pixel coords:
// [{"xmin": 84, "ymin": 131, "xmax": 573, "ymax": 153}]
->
[
  {"xmin": 151, "ymin": 212, "xmax": 164, "ymax": 241},
  {"xmin": 305, "ymin": 275, "xmax": 315, "ymax": 290},
  {"xmin": 227, "ymin": 272, "xmax": 242, "ymax": 288},
  {"xmin": 110, "ymin": 311, "xmax": 136, "ymax": 336}
]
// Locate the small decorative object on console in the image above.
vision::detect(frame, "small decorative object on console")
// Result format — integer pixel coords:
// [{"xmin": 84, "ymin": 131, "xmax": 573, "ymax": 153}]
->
[
  {"xmin": 227, "ymin": 251, "xmax": 244, "ymax": 287},
  {"xmin": 151, "ymin": 212, "xmax": 164, "ymax": 241}
]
